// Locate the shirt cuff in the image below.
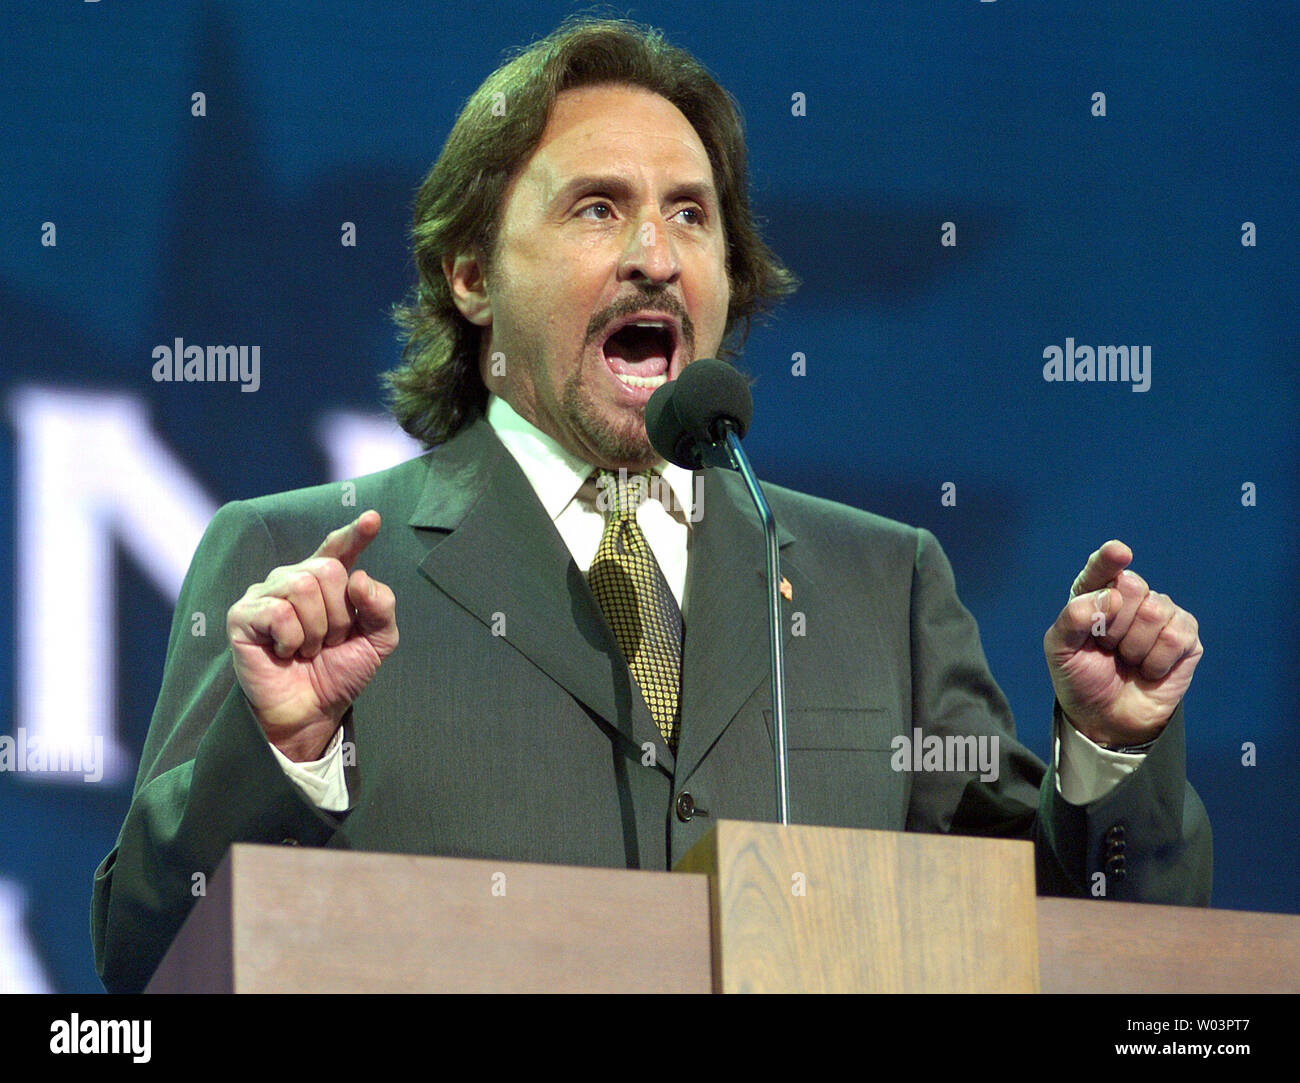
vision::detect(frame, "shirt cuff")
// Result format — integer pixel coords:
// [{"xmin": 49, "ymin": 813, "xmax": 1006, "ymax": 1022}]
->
[
  {"xmin": 268, "ymin": 727, "xmax": 350, "ymax": 812},
  {"xmin": 1053, "ymin": 713, "xmax": 1149, "ymax": 805}
]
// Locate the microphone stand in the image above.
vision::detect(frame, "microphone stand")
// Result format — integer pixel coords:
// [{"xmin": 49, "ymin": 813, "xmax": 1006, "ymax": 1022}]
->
[{"xmin": 710, "ymin": 423, "xmax": 790, "ymax": 826}]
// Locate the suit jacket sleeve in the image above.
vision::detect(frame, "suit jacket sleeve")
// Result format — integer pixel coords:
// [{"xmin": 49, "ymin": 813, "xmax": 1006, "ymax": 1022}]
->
[
  {"xmin": 90, "ymin": 500, "xmax": 350, "ymax": 994},
  {"xmin": 904, "ymin": 527, "xmax": 1212, "ymax": 904}
]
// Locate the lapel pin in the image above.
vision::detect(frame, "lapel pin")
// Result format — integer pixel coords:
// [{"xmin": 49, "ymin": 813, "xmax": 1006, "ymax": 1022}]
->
[{"xmin": 779, "ymin": 576, "xmax": 793, "ymax": 602}]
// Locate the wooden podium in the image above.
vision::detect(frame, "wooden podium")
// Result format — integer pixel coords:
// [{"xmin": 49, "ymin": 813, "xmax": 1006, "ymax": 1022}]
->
[
  {"xmin": 145, "ymin": 844, "xmax": 713, "ymax": 993},
  {"xmin": 146, "ymin": 822, "xmax": 1299, "ymax": 993},
  {"xmin": 673, "ymin": 820, "xmax": 1038, "ymax": 992}
]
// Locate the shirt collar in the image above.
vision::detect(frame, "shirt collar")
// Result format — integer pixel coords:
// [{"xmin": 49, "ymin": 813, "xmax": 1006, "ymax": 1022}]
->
[{"xmin": 484, "ymin": 393, "xmax": 697, "ymax": 524}]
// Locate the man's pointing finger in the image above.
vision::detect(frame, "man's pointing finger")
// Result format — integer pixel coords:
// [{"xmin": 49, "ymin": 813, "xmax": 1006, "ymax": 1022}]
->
[
  {"xmin": 1070, "ymin": 539, "xmax": 1134, "ymax": 598},
  {"xmin": 311, "ymin": 510, "xmax": 381, "ymax": 571}
]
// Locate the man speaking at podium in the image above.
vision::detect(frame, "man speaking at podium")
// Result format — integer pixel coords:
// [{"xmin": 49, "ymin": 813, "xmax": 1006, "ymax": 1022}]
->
[{"xmin": 92, "ymin": 18, "xmax": 1211, "ymax": 993}]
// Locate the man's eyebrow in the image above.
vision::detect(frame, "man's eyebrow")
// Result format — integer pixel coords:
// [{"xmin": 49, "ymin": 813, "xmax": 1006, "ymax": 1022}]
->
[{"xmin": 550, "ymin": 174, "xmax": 718, "ymax": 209}]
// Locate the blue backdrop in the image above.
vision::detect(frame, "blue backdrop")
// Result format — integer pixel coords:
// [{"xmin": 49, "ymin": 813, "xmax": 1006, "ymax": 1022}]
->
[{"xmin": 2, "ymin": 0, "xmax": 1296, "ymax": 992}]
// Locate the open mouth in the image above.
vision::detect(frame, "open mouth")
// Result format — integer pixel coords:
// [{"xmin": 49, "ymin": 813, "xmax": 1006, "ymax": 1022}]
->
[{"xmin": 600, "ymin": 316, "xmax": 679, "ymax": 392}]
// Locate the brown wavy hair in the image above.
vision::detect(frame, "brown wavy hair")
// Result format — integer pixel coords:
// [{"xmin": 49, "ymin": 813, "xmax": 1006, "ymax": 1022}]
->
[{"xmin": 385, "ymin": 16, "xmax": 799, "ymax": 447}]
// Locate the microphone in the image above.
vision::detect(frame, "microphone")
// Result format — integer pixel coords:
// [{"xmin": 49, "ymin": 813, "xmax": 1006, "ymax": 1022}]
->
[
  {"xmin": 645, "ymin": 360, "xmax": 791, "ymax": 826},
  {"xmin": 645, "ymin": 358, "xmax": 753, "ymax": 469}
]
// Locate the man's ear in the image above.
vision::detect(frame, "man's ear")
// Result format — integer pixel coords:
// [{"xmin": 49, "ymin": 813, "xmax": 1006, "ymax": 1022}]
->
[{"xmin": 443, "ymin": 251, "xmax": 492, "ymax": 327}]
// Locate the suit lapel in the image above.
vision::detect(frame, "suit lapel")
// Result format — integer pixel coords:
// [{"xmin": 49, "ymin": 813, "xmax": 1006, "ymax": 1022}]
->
[
  {"xmin": 409, "ymin": 419, "xmax": 670, "ymax": 769},
  {"xmin": 675, "ymin": 468, "xmax": 797, "ymax": 781}
]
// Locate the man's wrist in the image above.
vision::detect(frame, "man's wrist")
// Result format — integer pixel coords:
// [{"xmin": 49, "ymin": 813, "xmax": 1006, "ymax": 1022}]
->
[
  {"xmin": 1098, "ymin": 736, "xmax": 1161, "ymax": 754},
  {"xmin": 1058, "ymin": 704, "xmax": 1170, "ymax": 753}
]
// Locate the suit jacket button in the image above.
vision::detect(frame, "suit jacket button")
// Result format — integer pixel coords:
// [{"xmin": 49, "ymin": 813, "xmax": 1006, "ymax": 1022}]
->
[{"xmin": 675, "ymin": 792, "xmax": 696, "ymax": 823}]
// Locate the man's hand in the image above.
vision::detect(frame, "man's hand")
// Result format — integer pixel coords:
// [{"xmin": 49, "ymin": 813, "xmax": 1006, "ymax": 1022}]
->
[
  {"xmin": 226, "ymin": 510, "xmax": 399, "ymax": 762},
  {"xmin": 1043, "ymin": 540, "xmax": 1202, "ymax": 747}
]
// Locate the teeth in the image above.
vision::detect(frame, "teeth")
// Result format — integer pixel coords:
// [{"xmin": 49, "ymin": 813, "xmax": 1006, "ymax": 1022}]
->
[
  {"xmin": 630, "ymin": 320, "xmax": 669, "ymax": 328},
  {"xmin": 615, "ymin": 372, "xmax": 668, "ymax": 389}
]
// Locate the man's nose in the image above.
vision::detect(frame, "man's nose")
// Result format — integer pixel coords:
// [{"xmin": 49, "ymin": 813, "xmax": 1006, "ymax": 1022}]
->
[{"xmin": 617, "ymin": 213, "xmax": 681, "ymax": 285}]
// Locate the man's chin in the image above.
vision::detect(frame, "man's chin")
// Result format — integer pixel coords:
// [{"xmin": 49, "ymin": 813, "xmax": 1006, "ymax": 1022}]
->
[
  {"xmin": 568, "ymin": 401, "xmax": 659, "ymax": 470},
  {"xmin": 583, "ymin": 426, "xmax": 660, "ymax": 472}
]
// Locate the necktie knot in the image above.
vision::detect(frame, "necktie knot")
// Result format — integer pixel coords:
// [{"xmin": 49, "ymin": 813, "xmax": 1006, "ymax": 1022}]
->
[{"xmin": 595, "ymin": 469, "xmax": 652, "ymax": 520}]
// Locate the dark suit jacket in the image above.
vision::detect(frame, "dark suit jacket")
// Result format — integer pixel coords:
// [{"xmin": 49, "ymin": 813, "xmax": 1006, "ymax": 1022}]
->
[{"xmin": 91, "ymin": 417, "xmax": 1212, "ymax": 992}]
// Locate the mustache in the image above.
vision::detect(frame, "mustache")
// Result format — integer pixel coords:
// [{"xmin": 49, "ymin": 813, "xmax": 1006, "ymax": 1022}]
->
[{"xmin": 584, "ymin": 289, "xmax": 695, "ymax": 353}]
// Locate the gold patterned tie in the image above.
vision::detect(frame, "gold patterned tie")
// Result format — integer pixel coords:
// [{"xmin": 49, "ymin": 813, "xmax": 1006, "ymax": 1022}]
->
[{"xmin": 587, "ymin": 470, "xmax": 683, "ymax": 751}]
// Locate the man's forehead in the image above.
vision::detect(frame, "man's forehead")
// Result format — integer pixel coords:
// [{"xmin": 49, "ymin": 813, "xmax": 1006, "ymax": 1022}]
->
[{"xmin": 524, "ymin": 84, "xmax": 717, "ymax": 196}]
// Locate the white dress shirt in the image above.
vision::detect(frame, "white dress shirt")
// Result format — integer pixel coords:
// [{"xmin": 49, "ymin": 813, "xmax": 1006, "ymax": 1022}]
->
[{"xmin": 484, "ymin": 394, "xmax": 697, "ymax": 607}]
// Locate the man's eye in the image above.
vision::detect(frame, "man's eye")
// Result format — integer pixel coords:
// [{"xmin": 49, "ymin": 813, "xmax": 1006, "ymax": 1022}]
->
[
  {"xmin": 673, "ymin": 206, "xmax": 706, "ymax": 226},
  {"xmin": 578, "ymin": 202, "xmax": 613, "ymax": 220}
]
